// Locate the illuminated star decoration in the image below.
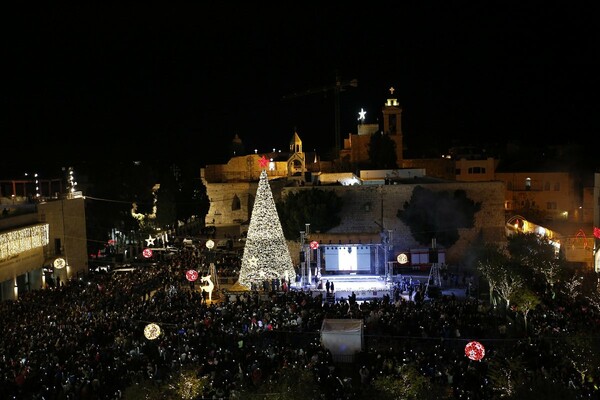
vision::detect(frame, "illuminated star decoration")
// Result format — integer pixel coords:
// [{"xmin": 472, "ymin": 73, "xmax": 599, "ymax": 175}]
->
[
  {"xmin": 258, "ymin": 155, "xmax": 269, "ymax": 169},
  {"xmin": 247, "ymin": 256, "xmax": 259, "ymax": 268},
  {"xmin": 358, "ymin": 108, "xmax": 366, "ymax": 121},
  {"xmin": 145, "ymin": 235, "xmax": 155, "ymax": 246}
]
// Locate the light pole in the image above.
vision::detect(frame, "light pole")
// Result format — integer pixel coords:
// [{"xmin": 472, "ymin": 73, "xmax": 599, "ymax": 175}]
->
[
  {"xmin": 299, "ymin": 223, "xmax": 311, "ymax": 287},
  {"xmin": 305, "ymin": 223, "xmax": 311, "ymax": 285},
  {"xmin": 387, "ymin": 230, "xmax": 393, "ymax": 282},
  {"xmin": 300, "ymin": 230, "xmax": 306, "ymax": 286}
]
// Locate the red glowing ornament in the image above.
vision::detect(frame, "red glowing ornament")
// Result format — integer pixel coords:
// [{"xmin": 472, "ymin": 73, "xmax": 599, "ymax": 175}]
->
[
  {"xmin": 258, "ymin": 155, "xmax": 269, "ymax": 169},
  {"xmin": 310, "ymin": 240, "xmax": 319, "ymax": 250},
  {"xmin": 186, "ymin": 269, "xmax": 199, "ymax": 282},
  {"xmin": 594, "ymin": 227, "xmax": 600, "ymax": 239},
  {"xmin": 142, "ymin": 248, "xmax": 153, "ymax": 258},
  {"xmin": 465, "ymin": 341, "xmax": 485, "ymax": 361}
]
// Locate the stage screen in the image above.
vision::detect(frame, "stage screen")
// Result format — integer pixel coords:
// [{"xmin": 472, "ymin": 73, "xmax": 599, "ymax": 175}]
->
[{"xmin": 323, "ymin": 246, "xmax": 371, "ymax": 272}]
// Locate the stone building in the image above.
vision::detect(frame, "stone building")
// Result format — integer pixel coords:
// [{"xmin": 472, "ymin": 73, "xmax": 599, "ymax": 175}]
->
[{"xmin": 200, "ymin": 87, "xmax": 598, "ymax": 269}]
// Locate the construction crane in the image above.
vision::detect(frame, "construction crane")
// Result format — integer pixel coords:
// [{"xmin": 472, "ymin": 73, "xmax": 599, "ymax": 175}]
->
[{"xmin": 282, "ymin": 73, "xmax": 358, "ymax": 159}]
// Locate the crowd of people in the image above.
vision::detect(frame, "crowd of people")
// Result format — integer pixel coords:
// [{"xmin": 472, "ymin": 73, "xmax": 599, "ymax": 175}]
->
[{"xmin": 1, "ymin": 245, "xmax": 599, "ymax": 399}]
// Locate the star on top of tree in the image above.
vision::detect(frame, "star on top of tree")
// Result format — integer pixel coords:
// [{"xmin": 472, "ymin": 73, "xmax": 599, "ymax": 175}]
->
[
  {"xmin": 358, "ymin": 108, "xmax": 366, "ymax": 121},
  {"xmin": 258, "ymin": 155, "xmax": 269, "ymax": 169},
  {"xmin": 145, "ymin": 235, "xmax": 155, "ymax": 246}
]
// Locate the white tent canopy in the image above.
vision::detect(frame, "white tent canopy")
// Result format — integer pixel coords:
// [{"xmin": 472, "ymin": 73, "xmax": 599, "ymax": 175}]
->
[{"xmin": 320, "ymin": 319, "xmax": 363, "ymax": 362}]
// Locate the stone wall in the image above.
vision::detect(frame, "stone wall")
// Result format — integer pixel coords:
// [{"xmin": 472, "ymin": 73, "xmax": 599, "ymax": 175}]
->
[{"xmin": 282, "ymin": 181, "xmax": 507, "ymax": 266}]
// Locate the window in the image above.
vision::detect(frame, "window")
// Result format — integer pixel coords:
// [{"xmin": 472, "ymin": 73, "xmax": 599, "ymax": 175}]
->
[
  {"xmin": 467, "ymin": 167, "xmax": 486, "ymax": 174},
  {"xmin": 546, "ymin": 202, "xmax": 557, "ymax": 210},
  {"xmin": 553, "ymin": 182, "xmax": 560, "ymax": 191},
  {"xmin": 231, "ymin": 195, "xmax": 241, "ymax": 211},
  {"xmin": 544, "ymin": 182, "xmax": 550, "ymax": 191},
  {"xmin": 455, "ymin": 168, "xmax": 461, "ymax": 175}
]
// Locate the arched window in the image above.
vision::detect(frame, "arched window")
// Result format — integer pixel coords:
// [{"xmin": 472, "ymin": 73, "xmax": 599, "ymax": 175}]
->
[{"xmin": 231, "ymin": 194, "xmax": 241, "ymax": 211}]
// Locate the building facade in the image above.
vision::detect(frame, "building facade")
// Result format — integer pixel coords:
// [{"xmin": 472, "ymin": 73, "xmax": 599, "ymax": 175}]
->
[{"xmin": 0, "ymin": 196, "xmax": 87, "ymax": 301}]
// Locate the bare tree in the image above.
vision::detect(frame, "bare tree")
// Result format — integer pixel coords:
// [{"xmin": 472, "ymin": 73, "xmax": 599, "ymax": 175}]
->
[
  {"xmin": 476, "ymin": 243, "xmax": 509, "ymax": 308},
  {"xmin": 496, "ymin": 268, "xmax": 522, "ymax": 310}
]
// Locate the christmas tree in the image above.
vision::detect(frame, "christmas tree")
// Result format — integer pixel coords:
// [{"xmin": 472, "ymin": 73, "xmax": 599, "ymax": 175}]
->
[{"xmin": 238, "ymin": 161, "xmax": 296, "ymax": 288}]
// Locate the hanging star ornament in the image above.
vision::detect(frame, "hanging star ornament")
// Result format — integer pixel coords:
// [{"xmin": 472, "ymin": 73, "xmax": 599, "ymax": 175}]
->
[
  {"xmin": 358, "ymin": 108, "xmax": 366, "ymax": 121},
  {"xmin": 145, "ymin": 235, "xmax": 155, "ymax": 246},
  {"xmin": 258, "ymin": 155, "xmax": 269, "ymax": 169}
]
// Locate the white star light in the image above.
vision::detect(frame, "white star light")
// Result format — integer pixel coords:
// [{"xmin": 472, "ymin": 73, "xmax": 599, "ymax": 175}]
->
[
  {"xmin": 358, "ymin": 108, "xmax": 366, "ymax": 121},
  {"xmin": 145, "ymin": 235, "xmax": 155, "ymax": 246},
  {"xmin": 247, "ymin": 256, "xmax": 259, "ymax": 268}
]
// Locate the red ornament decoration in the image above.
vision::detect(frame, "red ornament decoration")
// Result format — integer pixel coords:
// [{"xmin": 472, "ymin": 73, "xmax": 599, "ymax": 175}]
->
[
  {"xmin": 258, "ymin": 155, "xmax": 269, "ymax": 169},
  {"xmin": 310, "ymin": 240, "xmax": 319, "ymax": 250},
  {"xmin": 186, "ymin": 269, "xmax": 199, "ymax": 282},
  {"xmin": 594, "ymin": 226, "xmax": 600, "ymax": 239},
  {"xmin": 465, "ymin": 341, "xmax": 485, "ymax": 361},
  {"xmin": 142, "ymin": 248, "xmax": 153, "ymax": 258}
]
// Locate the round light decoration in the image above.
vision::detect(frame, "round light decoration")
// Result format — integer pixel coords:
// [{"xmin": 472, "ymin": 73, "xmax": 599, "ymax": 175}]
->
[
  {"xmin": 205, "ymin": 239, "xmax": 215, "ymax": 249},
  {"xmin": 144, "ymin": 323, "xmax": 161, "ymax": 340},
  {"xmin": 396, "ymin": 253, "xmax": 409, "ymax": 264},
  {"xmin": 186, "ymin": 269, "xmax": 199, "ymax": 282},
  {"xmin": 309, "ymin": 240, "xmax": 319, "ymax": 250},
  {"xmin": 142, "ymin": 248, "xmax": 153, "ymax": 258},
  {"xmin": 465, "ymin": 341, "xmax": 485, "ymax": 361},
  {"xmin": 53, "ymin": 257, "xmax": 67, "ymax": 269}
]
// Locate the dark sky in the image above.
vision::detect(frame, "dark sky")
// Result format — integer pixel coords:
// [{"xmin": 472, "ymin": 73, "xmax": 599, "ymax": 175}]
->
[{"xmin": 4, "ymin": 3, "xmax": 599, "ymax": 166}]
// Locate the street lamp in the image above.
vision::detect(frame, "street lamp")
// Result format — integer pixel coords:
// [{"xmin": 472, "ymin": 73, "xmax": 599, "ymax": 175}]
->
[{"xmin": 299, "ymin": 231, "xmax": 306, "ymax": 286}]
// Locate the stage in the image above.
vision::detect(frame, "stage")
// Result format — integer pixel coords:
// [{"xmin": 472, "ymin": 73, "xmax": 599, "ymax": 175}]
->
[{"xmin": 293, "ymin": 274, "xmax": 394, "ymax": 302}]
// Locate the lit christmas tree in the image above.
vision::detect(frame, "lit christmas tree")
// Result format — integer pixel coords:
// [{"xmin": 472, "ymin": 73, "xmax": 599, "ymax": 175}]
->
[{"xmin": 238, "ymin": 159, "xmax": 296, "ymax": 288}]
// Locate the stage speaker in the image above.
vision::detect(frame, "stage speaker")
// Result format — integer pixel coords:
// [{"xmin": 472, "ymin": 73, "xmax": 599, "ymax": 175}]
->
[{"xmin": 429, "ymin": 249, "xmax": 438, "ymax": 263}]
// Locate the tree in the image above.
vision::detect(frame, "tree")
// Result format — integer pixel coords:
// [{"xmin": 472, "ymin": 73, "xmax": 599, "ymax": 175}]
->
[
  {"xmin": 559, "ymin": 331, "xmax": 600, "ymax": 386},
  {"xmin": 370, "ymin": 364, "xmax": 445, "ymax": 400},
  {"xmin": 368, "ymin": 132, "xmax": 398, "ymax": 169},
  {"xmin": 238, "ymin": 170, "xmax": 296, "ymax": 288},
  {"xmin": 233, "ymin": 366, "xmax": 318, "ymax": 399},
  {"xmin": 476, "ymin": 243, "xmax": 509, "ymax": 308},
  {"xmin": 496, "ymin": 267, "xmax": 523, "ymax": 310},
  {"xmin": 276, "ymin": 188, "xmax": 343, "ymax": 240},
  {"xmin": 397, "ymin": 186, "xmax": 481, "ymax": 247},
  {"xmin": 510, "ymin": 287, "xmax": 541, "ymax": 334},
  {"xmin": 487, "ymin": 355, "xmax": 524, "ymax": 398},
  {"xmin": 507, "ymin": 233, "xmax": 564, "ymax": 295}
]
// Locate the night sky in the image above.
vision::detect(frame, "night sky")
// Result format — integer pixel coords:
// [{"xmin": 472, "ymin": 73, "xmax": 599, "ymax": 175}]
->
[{"xmin": 4, "ymin": 3, "xmax": 599, "ymax": 167}]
